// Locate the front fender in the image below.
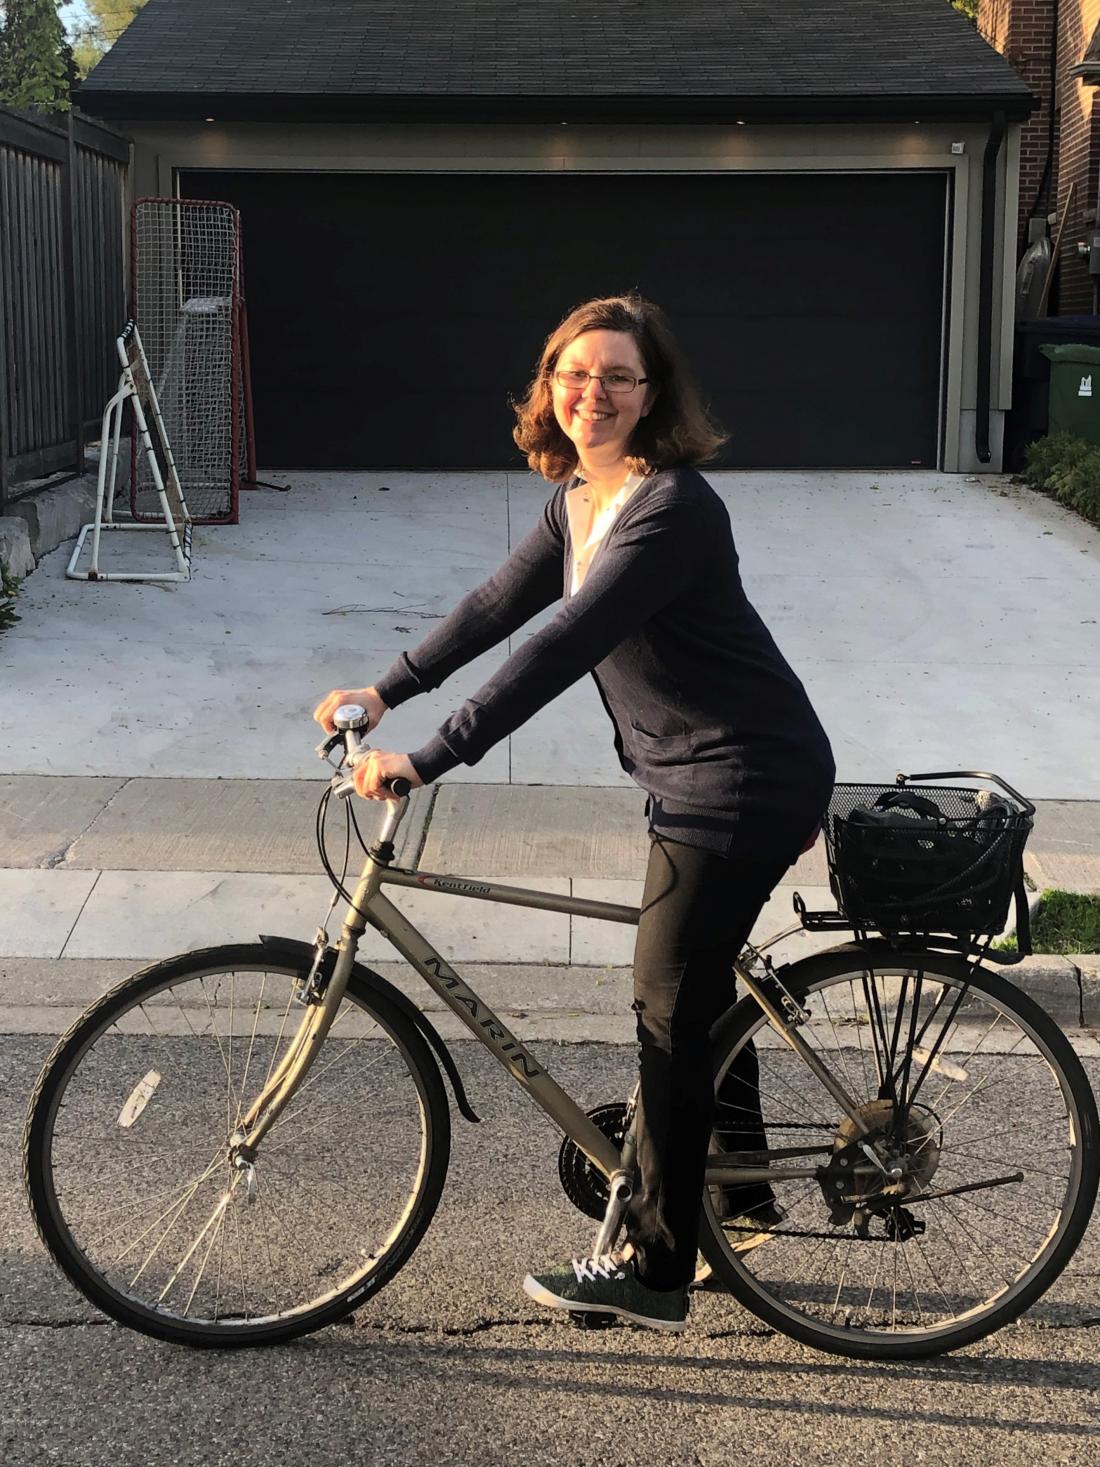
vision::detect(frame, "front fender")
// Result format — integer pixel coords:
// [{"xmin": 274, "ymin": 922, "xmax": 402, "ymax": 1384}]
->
[{"xmin": 258, "ymin": 934, "xmax": 480, "ymax": 1123}]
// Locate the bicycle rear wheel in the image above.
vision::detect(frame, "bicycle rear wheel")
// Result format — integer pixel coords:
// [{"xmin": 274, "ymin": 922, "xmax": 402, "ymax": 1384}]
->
[
  {"xmin": 24, "ymin": 943, "xmax": 450, "ymax": 1347},
  {"xmin": 701, "ymin": 945, "xmax": 1099, "ymax": 1359}
]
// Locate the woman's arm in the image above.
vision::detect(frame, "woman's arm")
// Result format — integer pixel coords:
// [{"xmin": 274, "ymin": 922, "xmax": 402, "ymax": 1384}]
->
[
  {"xmin": 373, "ymin": 491, "xmax": 565, "ymax": 709},
  {"xmin": 407, "ymin": 493, "xmax": 701, "ymax": 782}
]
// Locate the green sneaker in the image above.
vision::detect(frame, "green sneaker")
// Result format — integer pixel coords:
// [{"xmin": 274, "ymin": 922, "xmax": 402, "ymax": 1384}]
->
[
  {"xmin": 523, "ymin": 1254, "xmax": 688, "ymax": 1333},
  {"xmin": 693, "ymin": 1202, "xmax": 787, "ymax": 1289}
]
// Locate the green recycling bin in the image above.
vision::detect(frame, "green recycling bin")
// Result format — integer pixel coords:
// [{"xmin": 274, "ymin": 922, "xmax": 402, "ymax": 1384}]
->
[{"xmin": 1039, "ymin": 342, "xmax": 1100, "ymax": 445}]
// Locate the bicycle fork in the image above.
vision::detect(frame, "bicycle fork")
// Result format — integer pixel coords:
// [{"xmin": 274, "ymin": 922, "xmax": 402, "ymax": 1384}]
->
[
  {"xmin": 227, "ymin": 876, "xmax": 388, "ymax": 1187},
  {"xmin": 229, "ymin": 941, "xmax": 357, "ymax": 1175}
]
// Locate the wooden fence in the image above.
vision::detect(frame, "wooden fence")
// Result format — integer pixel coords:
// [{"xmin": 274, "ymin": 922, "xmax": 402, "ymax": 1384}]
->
[{"xmin": 0, "ymin": 105, "xmax": 130, "ymax": 511}]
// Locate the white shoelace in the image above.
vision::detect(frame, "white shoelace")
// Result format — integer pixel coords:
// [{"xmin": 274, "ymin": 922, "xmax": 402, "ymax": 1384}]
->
[{"xmin": 571, "ymin": 1253, "xmax": 627, "ymax": 1284}]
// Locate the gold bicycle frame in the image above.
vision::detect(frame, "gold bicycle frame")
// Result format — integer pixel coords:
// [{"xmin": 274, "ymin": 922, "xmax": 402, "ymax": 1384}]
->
[{"xmin": 236, "ymin": 791, "xmax": 870, "ymax": 1182}]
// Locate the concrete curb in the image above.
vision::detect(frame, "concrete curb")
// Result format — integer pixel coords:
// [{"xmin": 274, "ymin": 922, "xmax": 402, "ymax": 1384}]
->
[
  {"xmin": 0, "ymin": 515, "xmax": 35, "ymax": 579},
  {"xmin": 1000, "ymin": 955, "xmax": 1100, "ymax": 1027},
  {"xmin": 3, "ymin": 954, "xmax": 1096, "ymax": 1041},
  {"xmin": 1, "ymin": 474, "xmax": 97, "ymax": 568}
]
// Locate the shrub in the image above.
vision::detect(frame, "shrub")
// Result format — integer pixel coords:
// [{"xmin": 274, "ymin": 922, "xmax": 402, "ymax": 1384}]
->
[{"xmin": 1021, "ymin": 433, "xmax": 1100, "ymax": 529}]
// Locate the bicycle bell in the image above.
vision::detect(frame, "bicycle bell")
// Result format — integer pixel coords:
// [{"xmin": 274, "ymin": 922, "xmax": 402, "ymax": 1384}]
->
[{"xmin": 332, "ymin": 703, "xmax": 370, "ymax": 732}]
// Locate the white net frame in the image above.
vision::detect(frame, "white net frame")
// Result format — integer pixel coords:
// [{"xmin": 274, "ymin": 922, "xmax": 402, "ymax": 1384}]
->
[
  {"xmin": 67, "ymin": 322, "xmax": 193, "ymax": 583},
  {"xmin": 130, "ymin": 198, "xmax": 248, "ymax": 525}
]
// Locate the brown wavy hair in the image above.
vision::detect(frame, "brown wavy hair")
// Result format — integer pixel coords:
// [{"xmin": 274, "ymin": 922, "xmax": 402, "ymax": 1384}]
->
[{"xmin": 512, "ymin": 294, "xmax": 728, "ymax": 483}]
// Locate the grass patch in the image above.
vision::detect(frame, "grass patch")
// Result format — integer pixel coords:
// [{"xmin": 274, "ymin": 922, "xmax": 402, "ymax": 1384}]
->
[
  {"xmin": 1021, "ymin": 432, "xmax": 1100, "ymax": 529},
  {"xmin": 996, "ymin": 889, "xmax": 1100, "ymax": 955}
]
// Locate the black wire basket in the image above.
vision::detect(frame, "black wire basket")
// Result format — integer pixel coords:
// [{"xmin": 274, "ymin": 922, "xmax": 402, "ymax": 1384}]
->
[{"xmin": 824, "ymin": 774, "xmax": 1034, "ymax": 939}]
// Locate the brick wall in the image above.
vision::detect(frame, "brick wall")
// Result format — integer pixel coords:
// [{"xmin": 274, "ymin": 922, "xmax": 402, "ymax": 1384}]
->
[
  {"xmin": 1055, "ymin": 2, "xmax": 1100, "ymax": 312},
  {"xmin": 980, "ymin": 0, "xmax": 1100, "ymax": 312},
  {"xmin": 979, "ymin": 0, "xmax": 1058, "ymax": 255}
]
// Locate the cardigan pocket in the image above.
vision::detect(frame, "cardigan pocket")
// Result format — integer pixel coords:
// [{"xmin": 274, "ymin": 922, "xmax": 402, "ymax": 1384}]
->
[{"xmin": 628, "ymin": 723, "xmax": 694, "ymax": 760}]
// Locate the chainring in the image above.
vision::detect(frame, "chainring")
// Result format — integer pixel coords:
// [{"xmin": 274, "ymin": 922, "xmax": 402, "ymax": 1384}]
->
[{"xmin": 558, "ymin": 1102, "xmax": 630, "ymax": 1221}]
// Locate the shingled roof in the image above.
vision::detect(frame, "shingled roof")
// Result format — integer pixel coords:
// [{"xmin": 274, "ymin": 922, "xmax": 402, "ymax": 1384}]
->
[{"xmin": 77, "ymin": 0, "xmax": 1036, "ymax": 123}]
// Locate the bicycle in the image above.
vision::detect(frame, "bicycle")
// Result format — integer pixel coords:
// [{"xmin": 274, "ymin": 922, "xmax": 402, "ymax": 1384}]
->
[{"xmin": 23, "ymin": 705, "xmax": 1100, "ymax": 1359}]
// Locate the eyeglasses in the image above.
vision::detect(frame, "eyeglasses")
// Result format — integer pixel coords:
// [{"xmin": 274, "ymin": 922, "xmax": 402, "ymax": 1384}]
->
[{"xmin": 552, "ymin": 368, "xmax": 650, "ymax": 395}]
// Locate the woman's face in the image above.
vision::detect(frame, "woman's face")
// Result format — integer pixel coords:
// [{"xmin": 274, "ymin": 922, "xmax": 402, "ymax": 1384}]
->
[{"xmin": 551, "ymin": 328, "xmax": 653, "ymax": 467}]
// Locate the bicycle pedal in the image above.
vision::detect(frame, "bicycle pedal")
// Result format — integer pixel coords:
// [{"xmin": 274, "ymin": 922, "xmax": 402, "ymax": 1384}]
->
[{"xmin": 569, "ymin": 1309, "xmax": 618, "ymax": 1330}]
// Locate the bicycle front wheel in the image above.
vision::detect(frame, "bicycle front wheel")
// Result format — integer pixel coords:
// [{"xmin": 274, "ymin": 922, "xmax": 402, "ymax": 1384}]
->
[
  {"xmin": 701, "ymin": 945, "xmax": 1099, "ymax": 1359},
  {"xmin": 24, "ymin": 943, "xmax": 450, "ymax": 1347}
]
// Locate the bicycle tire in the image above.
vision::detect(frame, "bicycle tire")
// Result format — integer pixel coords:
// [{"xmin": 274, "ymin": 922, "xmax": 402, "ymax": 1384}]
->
[
  {"xmin": 700, "ymin": 943, "xmax": 1100, "ymax": 1360},
  {"xmin": 24, "ymin": 943, "xmax": 451, "ymax": 1348}
]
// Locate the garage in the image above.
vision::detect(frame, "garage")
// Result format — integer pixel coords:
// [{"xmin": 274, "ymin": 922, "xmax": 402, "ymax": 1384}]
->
[
  {"xmin": 183, "ymin": 169, "xmax": 950, "ymax": 472},
  {"xmin": 81, "ymin": 0, "xmax": 1034, "ymax": 474}
]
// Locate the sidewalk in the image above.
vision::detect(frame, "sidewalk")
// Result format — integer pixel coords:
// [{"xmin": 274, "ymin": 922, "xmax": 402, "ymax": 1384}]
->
[{"xmin": 2, "ymin": 777, "xmax": 1098, "ymax": 1035}]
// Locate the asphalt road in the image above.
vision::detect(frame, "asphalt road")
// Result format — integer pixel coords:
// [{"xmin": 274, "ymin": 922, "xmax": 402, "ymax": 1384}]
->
[{"xmin": 4, "ymin": 1034, "xmax": 1100, "ymax": 1467}]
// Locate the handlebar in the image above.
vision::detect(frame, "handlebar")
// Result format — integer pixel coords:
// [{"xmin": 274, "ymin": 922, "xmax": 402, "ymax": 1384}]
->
[
  {"xmin": 896, "ymin": 769, "xmax": 1035, "ymax": 818},
  {"xmin": 316, "ymin": 703, "xmax": 412, "ymax": 801}
]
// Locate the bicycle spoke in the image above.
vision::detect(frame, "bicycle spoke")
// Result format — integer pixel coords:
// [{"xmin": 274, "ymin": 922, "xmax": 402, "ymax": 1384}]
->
[
  {"xmin": 234, "ymin": 971, "xmax": 268, "ymax": 1131},
  {"xmin": 113, "ymin": 1149, "xmax": 226, "ymax": 1271},
  {"xmin": 181, "ymin": 1183, "xmax": 237, "ymax": 1314},
  {"xmin": 125, "ymin": 1163, "xmax": 223, "ymax": 1286},
  {"xmin": 817, "ymin": 988, "xmax": 863, "ymax": 1101}
]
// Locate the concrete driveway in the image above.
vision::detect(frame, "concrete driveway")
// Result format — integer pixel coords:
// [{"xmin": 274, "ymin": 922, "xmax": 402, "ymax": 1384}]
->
[{"xmin": 1, "ymin": 467, "xmax": 1098, "ymax": 797}]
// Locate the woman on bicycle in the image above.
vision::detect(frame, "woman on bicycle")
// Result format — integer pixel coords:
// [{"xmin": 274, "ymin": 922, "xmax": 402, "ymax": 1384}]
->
[{"xmin": 315, "ymin": 293, "xmax": 835, "ymax": 1332}]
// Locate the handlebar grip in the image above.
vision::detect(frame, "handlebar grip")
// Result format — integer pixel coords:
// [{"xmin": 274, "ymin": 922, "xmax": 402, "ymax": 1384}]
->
[{"xmin": 333, "ymin": 773, "xmax": 413, "ymax": 801}]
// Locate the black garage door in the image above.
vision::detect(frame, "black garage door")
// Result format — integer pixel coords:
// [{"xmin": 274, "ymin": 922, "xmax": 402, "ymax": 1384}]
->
[{"xmin": 183, "ymin": 170, "xmax": 948, "ymax": 470}]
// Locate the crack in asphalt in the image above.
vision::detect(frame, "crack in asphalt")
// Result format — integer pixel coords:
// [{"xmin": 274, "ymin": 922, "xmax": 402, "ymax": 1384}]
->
[
  {"xmin": 2, "ymin": 1316, "xmax": 109, "ymax": 1329},
  {"xmin": 353, "ymin": 1316, "xmax": 558, "ymax": 1338}
]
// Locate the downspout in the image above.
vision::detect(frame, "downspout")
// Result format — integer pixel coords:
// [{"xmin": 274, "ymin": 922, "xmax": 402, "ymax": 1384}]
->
[{"xmin": 976, "ymin": 109, "xmax": 1007, "ymax": 465}]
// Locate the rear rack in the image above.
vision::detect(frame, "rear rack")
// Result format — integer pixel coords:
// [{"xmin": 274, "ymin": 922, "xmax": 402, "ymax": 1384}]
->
[{"xmin": 790, "ymin": 891, "xmax": 1025, "ymax": 966}]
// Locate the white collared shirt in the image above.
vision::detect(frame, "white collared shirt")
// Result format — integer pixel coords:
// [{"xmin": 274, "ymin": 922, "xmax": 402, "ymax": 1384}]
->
[{"xmin": 564, "ymin": 469, "xmax": 646, "ymax": 596}]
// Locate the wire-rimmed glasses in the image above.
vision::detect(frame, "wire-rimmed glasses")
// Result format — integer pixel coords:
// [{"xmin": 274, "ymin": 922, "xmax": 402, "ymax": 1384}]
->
[{"xmin": 552, "ymin": 369, "xmax": 650, "ymax": 395}]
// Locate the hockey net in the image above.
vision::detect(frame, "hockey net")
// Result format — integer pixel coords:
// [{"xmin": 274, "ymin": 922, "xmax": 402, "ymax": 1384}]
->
[{"xmin": 130, "ymin": 198, "xmax": 253, "ymax": 525}]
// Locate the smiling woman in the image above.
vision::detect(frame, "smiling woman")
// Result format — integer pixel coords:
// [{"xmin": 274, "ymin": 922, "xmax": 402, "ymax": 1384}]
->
[
  {"xmin": 315, "ymin": 290, "xmax": 836, "ymax": 1333},
  {"xmin": 512, "ymin": 295, "xmax": 727, "ymax": 486}
]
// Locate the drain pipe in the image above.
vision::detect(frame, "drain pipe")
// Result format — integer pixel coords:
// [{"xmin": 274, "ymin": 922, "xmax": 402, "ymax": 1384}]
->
[{"xmin": 975, "ymin": 109, "xmax": 1007, "ymax": 464}]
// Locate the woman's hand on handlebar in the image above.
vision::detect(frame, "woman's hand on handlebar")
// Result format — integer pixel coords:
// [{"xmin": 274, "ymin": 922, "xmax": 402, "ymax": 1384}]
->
[
  {"xmin": 312, "ymin": 685, "xmax": 388, "ymax": 735},
  {"xmin": 350, "ymin": 750, "xmax": 423, "ymax": 801}
]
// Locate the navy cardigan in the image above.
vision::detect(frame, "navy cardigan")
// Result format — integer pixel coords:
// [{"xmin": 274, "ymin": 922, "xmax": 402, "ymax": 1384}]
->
[{"xmin": 374, "ymin": 466, "xmax": 835, "ymax": 863}]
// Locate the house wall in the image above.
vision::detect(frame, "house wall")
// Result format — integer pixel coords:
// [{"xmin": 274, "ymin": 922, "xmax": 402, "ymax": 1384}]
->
[
  {"xmin": 118, "ymin": 117, "xmax": 1023, "ymax": 472},
  {"xmin": 981, "ymin": 0, "xmax": 1100, "ymax": 311},
  {"xmin": 1056, "ymin": 0, "xmax": 1100, "ymax": 311},
  {"xmin": 980, "ymin": 0, "xmax": 1058, "ymax": 255}
]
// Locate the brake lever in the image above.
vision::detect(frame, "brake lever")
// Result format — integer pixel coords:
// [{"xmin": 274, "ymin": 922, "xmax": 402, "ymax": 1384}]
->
[{"xmin": 316, "ymin": 730, "xmax": 347, "ymax": 768}]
